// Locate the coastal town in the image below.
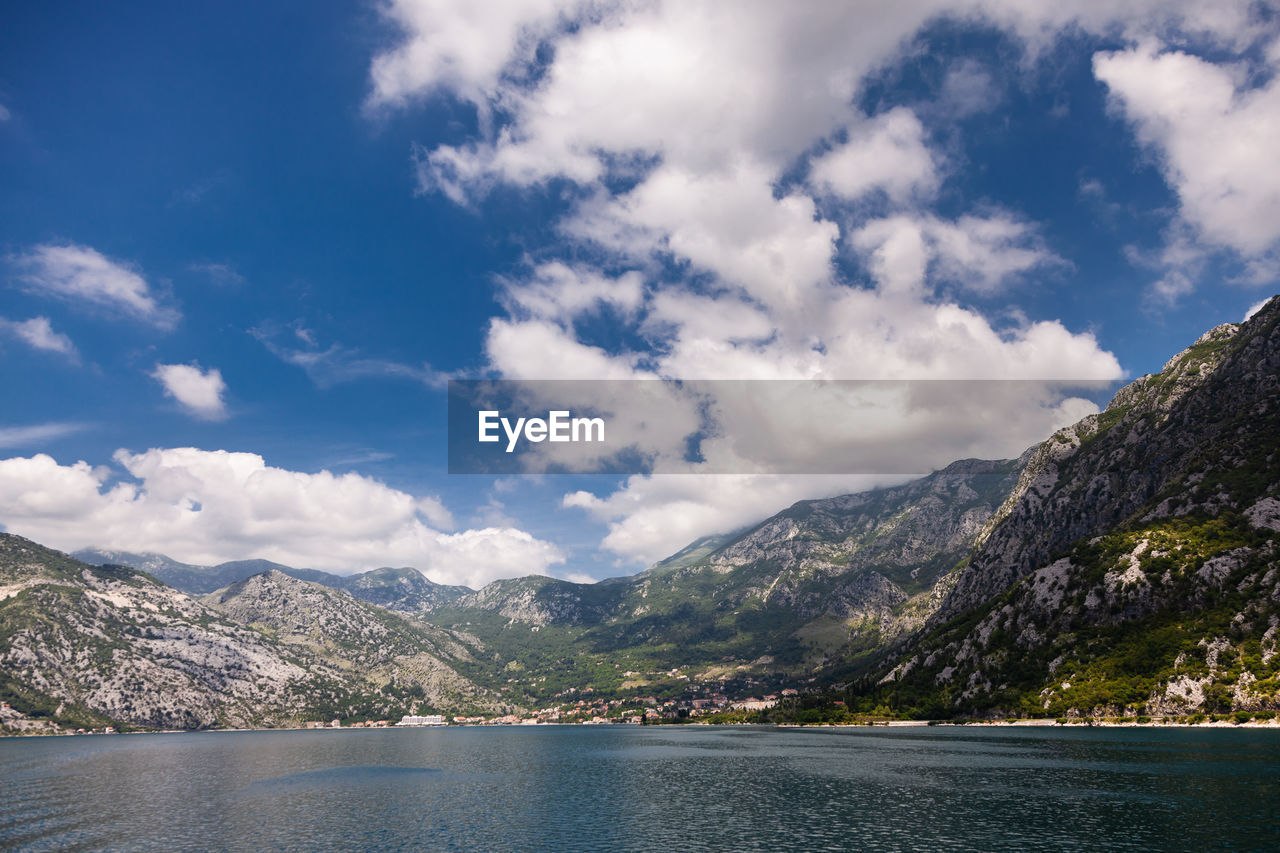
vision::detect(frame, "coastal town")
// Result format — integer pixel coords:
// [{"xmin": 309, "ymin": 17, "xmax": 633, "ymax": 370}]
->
[
  {"xmin": 0, "ymin": 690, "xmax": 797, "ymax": 735},
  {"xmin": 400, "ymin": 688, "xmax": 794, "ymax": 727}
]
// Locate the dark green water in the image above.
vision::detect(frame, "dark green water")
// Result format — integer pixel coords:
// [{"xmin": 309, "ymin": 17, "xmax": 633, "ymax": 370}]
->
[{"xmin": 2, "ymin": 725, "xmax": 1278, "ymax": 851}]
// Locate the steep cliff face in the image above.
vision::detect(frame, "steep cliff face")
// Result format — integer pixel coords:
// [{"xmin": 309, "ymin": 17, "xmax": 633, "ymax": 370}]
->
[
  {"xmin": 943, "ymin": 314, "xmax": 1267, "ymax": 618},
  {"xmin": 874, "ymin": 296, "xmax": 1280, "ymax": 717}
]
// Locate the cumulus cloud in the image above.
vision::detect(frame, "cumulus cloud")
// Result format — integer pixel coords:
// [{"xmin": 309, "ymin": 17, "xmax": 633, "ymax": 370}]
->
[
  {"xmin": 501, "ymin": 261, "xmax": 645, "ymax": 322},
  {"xmin": 1094, "ymin": 37, "xmax": 1280, "ymax": 301},
  {"xmin": 809, "ymin": 108, "xmax": 939, "ymax": 204},
  {"xmin": 371, "ymin": 0, "xmax": 1265, "ymax": 563},
  {"xmin": 10, "ymin": 243, "xmax": 179, "ymax": 328},
  {"xmin": 381, "ymin": 0, "xmax": 1267, "ymax": 198},
  {"xmin": 368, "ymin": 0, "xmax": 579, "ymax": 110},
  {"xmin": 0, "ymin": 316, "xmax": 77, "ymax": 360},
  {"xmin": 151, "ymin": 363, "xmax": 228, "ymax": 420},
  {"xmin": 852, "ymin": 212, "xmax": 1063, "ymax": 296},
  {"xmin": 0, "ymin": 448, "xmax": 563, "ymax": 587},
  {"xmin": 569, "ymin": 159, "xmax": 840, "ymax": 312}
]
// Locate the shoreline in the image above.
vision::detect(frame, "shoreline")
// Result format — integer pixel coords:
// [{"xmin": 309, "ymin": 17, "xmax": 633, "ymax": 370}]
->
[
  {"xmin": 782, "ymin": 717, "xmax": 1280, "ymax": 729},
  {"xmin": 7, "ymin": 717, "xmax": 1280, "ymax": 739}
]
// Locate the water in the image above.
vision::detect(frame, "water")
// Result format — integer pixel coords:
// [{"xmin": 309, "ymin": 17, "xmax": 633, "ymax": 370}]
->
[{"xmin": 2, "ymin": 725, "xmax": 1277, "ymax": 851}]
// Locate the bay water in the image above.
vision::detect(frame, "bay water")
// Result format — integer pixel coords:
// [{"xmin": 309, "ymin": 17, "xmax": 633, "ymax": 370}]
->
[{"xmin": 2, "ymin": 724, "xmax": 1277, "ymax": 851}]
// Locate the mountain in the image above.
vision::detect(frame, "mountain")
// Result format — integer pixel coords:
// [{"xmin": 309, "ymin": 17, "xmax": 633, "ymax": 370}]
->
[
  {"xmin": 343, "ymin": 566, "xmax": 471, "ymax": 612},
  {"xmin": 71, "ymin": 549, "xmax": 468, "ymax": 611},
  {"xmin": 418, "ymin": 455, "xmax": 1026, "ymax": 700},
  {"xmin": 2, "ymin": 535, "xmax": 341, "ymax": 730},
  {"xmin": 1, "ymin": 535, "xmax": 510, "ymax": 732},
  {"xmin": 26, "ymin": 300, "xmax": 1280, "ymax": 725},
  {"xmin": 70, "ymin": 547, "xmax": 214, "ymax": 589},
  {"xmin": 69, "ymin": 549, "xmax": 337, "ymax": 595},
  {"xmin": 864, "ymin": 296, "xmax": 1280, "ymax": 718},
  {"xmin": 203, "ymin": 571, "xmax": 504, "ymax": 713}
]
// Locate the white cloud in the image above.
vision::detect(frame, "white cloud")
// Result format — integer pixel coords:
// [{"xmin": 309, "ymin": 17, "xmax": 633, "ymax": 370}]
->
[
  {"xmin": 859, "ymin": 212, "xmax": 1064, "ymax": 295},
  {"xmin": 0, "ymin": 448, "xmax": 563, "ymax": 587},
  {"xmin": 373, "ymin": 0, "xmax": 1258, "ymax": 562},
  {"xmin": 809, "ymin": 108, "xmax": 939, "ymax": 204},
  {"xmin": 486, "ymin": 318, "xmax": 647, "ymax": 380},
  {"xmin": 383, "ymin": 0, "xmax": 1269, "ymax": 200},
  {"xmin": 0, "ymin": 104, "xmax": 10, "ymax": 121},
  {"xmin": 1245, "ymin": 296, "xmax": 1274, "ymax": 321},
  {"xmin": 368, "ymin": 0, "xmax": 578, "ymax": 111},
  {"xmin": 11, "ymin": 243, "xmax": 179, "ymax": 328},
  {"xmin": 936, "ymin": 59, "xmax": 1000, "ymax": 118},
  {"xmin": 501, "ymin": 261, "xmax": 645, "ymax": 322},
  {"xmin": 0, "ymin": 316, "xmax": 77, "ymax": 359},
  {"xmin": 1094, "ymin": 38, "xmax": 1280, "ymax": 300},
  {"xmin": 1095, "ymin": 41, "xmax": 1280, "ymax": 254},
  {"xmin": 151, "ymin": 363, "xmax": 228, "ymax": 421},
  {"xmin": 0, "ymin": 422, "xmax": 86, "ymax": 449},
  {"xmin": 415, "ymin": 495, "xmax": 455, "ymax": 530}
]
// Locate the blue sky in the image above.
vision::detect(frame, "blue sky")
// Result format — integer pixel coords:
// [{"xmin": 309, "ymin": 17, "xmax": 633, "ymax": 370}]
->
[{"xmin": 1, "ymin": 1, "xmax": 1278, "ymax": 586}]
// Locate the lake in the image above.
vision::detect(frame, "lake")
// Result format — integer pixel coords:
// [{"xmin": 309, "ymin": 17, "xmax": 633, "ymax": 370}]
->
[{"xmin": 2, "ymin": 725, "xmax": 1277, "ymax": 851}]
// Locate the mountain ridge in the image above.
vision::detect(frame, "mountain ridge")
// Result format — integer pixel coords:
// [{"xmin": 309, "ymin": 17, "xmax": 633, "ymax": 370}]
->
[
  {"xmin": 859, "ymin": 295, "xmax": 1280, "ymax": 718},
  {"xmin": 72, "ymin": 548, "xmax": 470, "ymax": 612},
  {"xmin": 8, "ymin": 297, "xmax": 1279, "ymax": 727},
  {"xmin": 1, "ymin": 537, "xmax": 514, "ymax": 732}
]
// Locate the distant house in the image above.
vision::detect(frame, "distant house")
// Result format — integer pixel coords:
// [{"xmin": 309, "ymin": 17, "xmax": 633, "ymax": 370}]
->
[{"xmin": 397, "ymin": 714, "xmax": 446, "ymax": 726}]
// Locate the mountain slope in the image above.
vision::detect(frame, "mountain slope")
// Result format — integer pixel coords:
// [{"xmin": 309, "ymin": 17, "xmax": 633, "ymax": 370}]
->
[
  {"xmin": 1, "ymin": 535, "xmax": 511, "ymax": 732},
  {"xmin": 868, "ymin": 296, "xmax": 1280, "ymax": 718},
  {"xmin": 72, "ymin": 549, "xmax": 468, "ymax": 611},
  {"xmin": 1, "ymin": 535, "xmax": 340, "ymax": 729},
  {"xmin": 203, "ymin": 570, "xmax": 503, "ymax": 712},
  {"xmin": 70, "ymin": 549, "xmax": 343, "ymax": 595},
  {"xmin": 344, "ymin": 566, "xmax": 470, "ymax": 612},
  {"xmin": 420, "ymin": 456, "xmax": 1026, "ymax": 701}
]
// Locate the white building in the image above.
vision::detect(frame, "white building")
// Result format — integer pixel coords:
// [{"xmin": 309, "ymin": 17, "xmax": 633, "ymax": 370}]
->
[{"xmin": 397, "ymin": 714, "xmax": 446, "ymax": 726}]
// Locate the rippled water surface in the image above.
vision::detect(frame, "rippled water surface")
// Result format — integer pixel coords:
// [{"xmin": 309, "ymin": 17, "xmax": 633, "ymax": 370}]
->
[{"xmin": 3, "ymin": 725, "xmax": 1278, "ymax": 851}]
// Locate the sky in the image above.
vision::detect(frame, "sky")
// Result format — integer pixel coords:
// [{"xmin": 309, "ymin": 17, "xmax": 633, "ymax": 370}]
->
[{"xmin": 1, "ymin": 0, "xmax": 1278, "ymax": 587}]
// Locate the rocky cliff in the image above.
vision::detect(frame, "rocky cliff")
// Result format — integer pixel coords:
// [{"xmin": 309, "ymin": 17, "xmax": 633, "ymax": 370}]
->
[{"xmin": 871, "ymin": 296, "xmax": 1280, "ymax": 717}]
